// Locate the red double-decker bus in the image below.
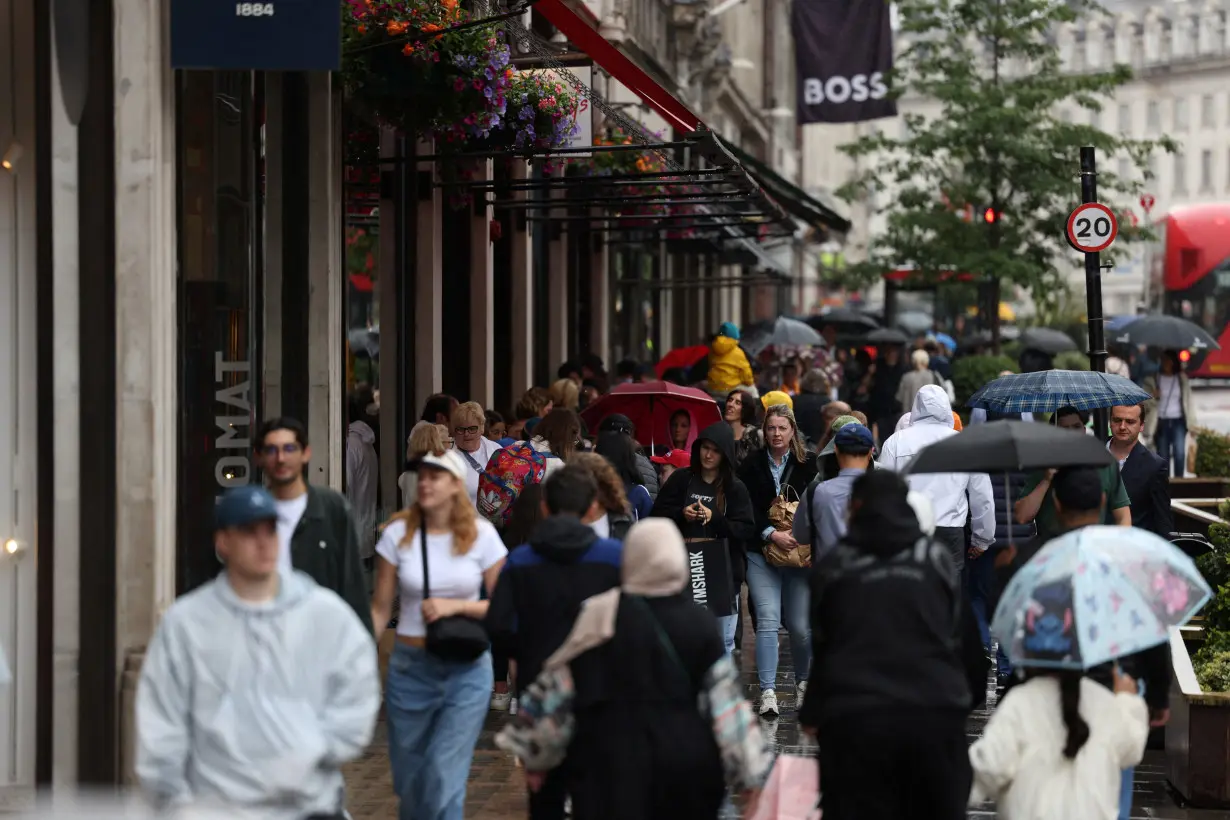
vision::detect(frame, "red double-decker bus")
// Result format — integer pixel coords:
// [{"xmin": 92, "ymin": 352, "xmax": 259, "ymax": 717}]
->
[{"xmin": 1157, "ymin": 203, "xmax": 1230, "ymax": 377}]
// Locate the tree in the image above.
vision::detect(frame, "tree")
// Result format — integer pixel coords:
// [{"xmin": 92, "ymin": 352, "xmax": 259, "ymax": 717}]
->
[{"xmin": 836, "ymin": 0, "xmax": 1175, "ymax": 347}]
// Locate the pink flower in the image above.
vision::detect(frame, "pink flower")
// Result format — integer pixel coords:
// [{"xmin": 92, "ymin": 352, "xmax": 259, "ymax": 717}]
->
[
  {"xmin": 473, "ymin": 79, "xmax": 484, "ymax": 90},
  {"xmin": 454, "ymin": 78, "xmax": 466, "ymax": 91}
]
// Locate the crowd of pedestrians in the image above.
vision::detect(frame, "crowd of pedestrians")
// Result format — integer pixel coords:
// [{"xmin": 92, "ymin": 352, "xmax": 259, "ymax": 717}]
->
[{"xmin": 131, "ymin": 319, "xmax": 1191, "ymax": 820}]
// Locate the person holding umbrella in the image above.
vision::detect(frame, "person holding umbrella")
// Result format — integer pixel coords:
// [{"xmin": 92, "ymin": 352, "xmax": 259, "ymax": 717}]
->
[{"xmin": 1142, "ymin": 350, "xmax": 1197, "ymax": 477}]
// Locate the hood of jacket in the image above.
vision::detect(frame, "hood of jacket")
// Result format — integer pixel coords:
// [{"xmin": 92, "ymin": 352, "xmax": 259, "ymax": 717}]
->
[
  {"xmin": 910, "ymin": 384, "xmax": 954, "ymax": 427},
  {"xmin": 528, "ymin": 515, "xmax": 601, "ymax": 562},
  {"xmin": 691, "ymin": 421, "xmax": 737, "ymax": 470},
  {"xmin": 710, "ymin": 335, "xmax": 740, "ymax": 357},
  {"xmin": 845, "ymin": 473, "xmax": 924, "ymax": 558},
  {"xmin": 348, "ymin": 419, "xmax": 375, "ymax": 444},
  {"xmin": 134, "ymin": 570, "xmax": 379, "ymax": 816},
  {"xmin": 622, "ymin": 518, "xmax": 688, "ymax": 596}
]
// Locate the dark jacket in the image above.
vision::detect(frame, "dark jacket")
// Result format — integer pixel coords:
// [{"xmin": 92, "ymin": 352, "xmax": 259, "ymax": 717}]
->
[
  {"xmin": 566, "ymin": 593, "xmax": 726, "ymax": 820},
  {"xmin": 290, "ymin": 485, "xmax": 372, "ymax": 633},
  {"xmin": 1120, "ymin": 441, "xmax": 1174, "ymax": 538},
  {"xmin": 636, "ymin": 452, "xmax": 661, "ymax": 500},
  {"xmin": 991, "ymin": 470, "xmax": 1035, "ymax": 551},
  {"xmin": 792, "ymin": 392, "xmax": 829, "ymax": 447},
  {"xmin": 801, "ymin": 493, "xmax": 973, "ymax": 727},
  {"xmin": 651, "ymin": 422, "xmax": 757, "ymax": 584},
  {"xmin": 737, "ymin": 448, "xmax": 818, "ymax": 555},
  {"xmin": 485, "ymin": 516, "xmax": 622, "ymax": 686}
]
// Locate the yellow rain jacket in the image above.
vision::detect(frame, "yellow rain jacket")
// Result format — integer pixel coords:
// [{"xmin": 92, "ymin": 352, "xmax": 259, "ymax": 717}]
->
[{"xmin": 707, "ymin": 335, "xmax": 755, "ymax": 394}]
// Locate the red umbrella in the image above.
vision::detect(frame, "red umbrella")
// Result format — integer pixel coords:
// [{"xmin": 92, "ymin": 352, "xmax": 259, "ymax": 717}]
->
[
  {"xmin": 581, "ymin": 381, "xmax": 722, "ymax": 450},
  {"xmin": 654, "ymin": 345, "xmax": 709, "ymax": 378}
]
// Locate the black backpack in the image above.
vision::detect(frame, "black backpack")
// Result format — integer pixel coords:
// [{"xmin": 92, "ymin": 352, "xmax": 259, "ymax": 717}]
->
[{"xmin": 609, "ymin": 511, "xmax": 635, "ymax": 541}]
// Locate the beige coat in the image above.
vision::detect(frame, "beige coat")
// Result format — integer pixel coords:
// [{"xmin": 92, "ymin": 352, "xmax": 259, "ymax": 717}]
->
[{"xmin": 1142, "ymin": 372, "xmax": 1196, "ymax": 438}]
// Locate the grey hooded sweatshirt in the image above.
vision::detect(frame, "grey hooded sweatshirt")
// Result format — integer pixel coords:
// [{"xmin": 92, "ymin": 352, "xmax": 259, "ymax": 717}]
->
[{"xmin": 135, "ymin": 570, "xmax": 380, "ymax": 819}]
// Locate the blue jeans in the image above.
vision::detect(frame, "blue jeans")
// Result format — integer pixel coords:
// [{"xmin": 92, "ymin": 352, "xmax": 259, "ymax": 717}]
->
[
  {"xmin": 1119, "ymin": 679, "xmax": 1147, "ymax": 820},
  {"xmin": 1156, "ymin": 417, "xmax": 1187, "ymax": 476},
  {"xmin": 746, "ymin": 552, "xmax": 811, "ymax": 691},
  {"xmin": 385, "ymin": 643, "xmax": 493, "ymax": 820},
  {"xmin": 965, "ymin": 547, "xmax": 1010, "ymax": 676},
  {"xmin": 718, "ymin": 596, "xmax": 739, "ymax": 655}
]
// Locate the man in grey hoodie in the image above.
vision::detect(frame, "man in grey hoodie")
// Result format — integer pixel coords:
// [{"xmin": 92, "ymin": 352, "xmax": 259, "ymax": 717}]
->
[{"xmin": 135, "ymin": 485, "xmax": 380, "ymax": 819}]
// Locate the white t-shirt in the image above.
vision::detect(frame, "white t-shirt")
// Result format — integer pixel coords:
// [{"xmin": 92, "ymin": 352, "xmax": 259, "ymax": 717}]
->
[
  {"xmin": 375, "ymin": 516, "xmax": 507, "ymax": 638},
  {"xmin": 453, "ymin": 438, "xmax": 503, "ymax": 506},
  {"xmin": 589, "ymin": 514, "xmax": 610, "ymax": 539},
  {"xmin": 1158, "ymin": 374, "xmax": 1183, "ymax": 419},
  {"xmin": 274, "ymin": 493, "xmax": 309, "ymax": 575}
]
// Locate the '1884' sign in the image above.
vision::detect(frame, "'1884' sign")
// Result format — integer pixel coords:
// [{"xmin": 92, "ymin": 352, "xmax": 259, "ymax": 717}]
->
[{"xmin": 172, "ymin": 0, "xmax": 340, "ymax": 71}]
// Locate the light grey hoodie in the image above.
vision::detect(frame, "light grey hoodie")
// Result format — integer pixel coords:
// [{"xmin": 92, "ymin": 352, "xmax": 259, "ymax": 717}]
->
[{"xmin": 135, "ymin": 570, "xmax": 379, "ymax": 819}]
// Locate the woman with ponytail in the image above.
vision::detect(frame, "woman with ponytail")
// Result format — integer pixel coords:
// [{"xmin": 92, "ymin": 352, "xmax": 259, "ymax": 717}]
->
[{"xmin": 968, "ymin": 582, "xmax": 1150, "ymax": 819}]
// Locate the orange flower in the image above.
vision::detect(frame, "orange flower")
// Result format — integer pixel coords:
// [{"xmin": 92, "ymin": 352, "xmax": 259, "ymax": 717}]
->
[
  {"xmin": 357, "ymin": 23, "xmax": 367, "ymax": 33},
  {"xmin": 387, "ymin": 19, "xmax": 408, "ymax": 34},
  {"xmin": 402, "ymin": 42, "xmax": 416, "ymax": 55},
  {"xmin": 422, "ymin": 22, "xmax": 440, "ymax": 31}
]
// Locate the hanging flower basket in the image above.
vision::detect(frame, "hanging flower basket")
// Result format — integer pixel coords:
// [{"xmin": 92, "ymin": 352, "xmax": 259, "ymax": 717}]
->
[
  {"xmin": 342, "ymin": 0, "xmax": 513, "ymax": 139},
  {"xmin": 500, "ymin": 72, "xmax": 583, "ymax": 150}
]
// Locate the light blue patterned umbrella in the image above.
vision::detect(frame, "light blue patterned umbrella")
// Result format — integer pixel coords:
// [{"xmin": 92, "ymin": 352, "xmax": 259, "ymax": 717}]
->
[
  {"xmin": 967, "ymin": 369, "xmax": 1151, "ymax": 413},
  {"xmin": 991, "ymin": 526, "xmax": 1211, "ymax": 669}
]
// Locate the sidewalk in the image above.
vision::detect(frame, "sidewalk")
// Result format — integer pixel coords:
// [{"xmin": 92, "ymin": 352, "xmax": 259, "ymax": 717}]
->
[{"xmin": 344, "ymin": 622, "xmax": 1230, "ymax": 819}]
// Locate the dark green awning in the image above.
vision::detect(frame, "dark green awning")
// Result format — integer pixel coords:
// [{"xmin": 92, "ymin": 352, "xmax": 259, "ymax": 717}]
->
[{"xmin": 714, "ymin": 136, "xmax": 851, "ymax": 236}]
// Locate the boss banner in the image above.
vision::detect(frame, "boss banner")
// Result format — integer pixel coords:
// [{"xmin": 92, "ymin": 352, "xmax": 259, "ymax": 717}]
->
[{"xmin": 792, "ymin": 0, "xmax": 896, "ymax": 124}]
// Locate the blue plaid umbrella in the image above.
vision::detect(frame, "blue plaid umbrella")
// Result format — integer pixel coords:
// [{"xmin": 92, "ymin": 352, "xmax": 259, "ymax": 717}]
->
[{"xmin": 967, "ymin": 370, "xmax": 1151, "ymax": 413}]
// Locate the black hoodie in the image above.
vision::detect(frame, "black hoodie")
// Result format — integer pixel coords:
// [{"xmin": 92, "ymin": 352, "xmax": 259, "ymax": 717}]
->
[
  {"xmin": 650, "ymin": 422, "xmax": 757, "ymax": 583},
  {"xmin": 485, "ymin": 515, "xmax": 623, "ymax": 686}
]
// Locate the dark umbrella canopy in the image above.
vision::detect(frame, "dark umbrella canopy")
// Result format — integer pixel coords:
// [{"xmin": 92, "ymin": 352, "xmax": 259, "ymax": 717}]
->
[
  {"xmin": 961, "ymin": 327, "xmax": 1021, "ymax": 348},
  {"xmin": 1109, "ymin": 314, "xmax": 1221, "ymax": 352},
  {"xmin": 348, "ymin": 327, "xmax": 379, "ymax": 358},
  {"xmin": 895, "ymin": 310, "xmax": 933, "ymax": 336},
  {"xmin": 742, "ymin": 316, "xmax": 824, "ymax": 355},
  {"xmin": 907, "ymin": 420, "xmax": 1116, "ymax": 475},
  {"xmin": 967, "ymin": 370, "xmax": 1151, "ymax": 413},
  {"xmin": 1020, "ymin": 327, "xmax": 1078, "ymax": 354},
  {"xmin": 806, "ymin": 307, "xmax": 879, "ymax": 334},
  {"xmin": 865, "ymin": 327, "xmax": 910, "ymax": 345}
]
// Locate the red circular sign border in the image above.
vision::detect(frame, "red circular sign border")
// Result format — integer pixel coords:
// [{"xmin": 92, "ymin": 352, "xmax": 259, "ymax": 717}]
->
[{"xmin": 1066, "ymin": 202, "xmax": 1118, "ymax": 253}]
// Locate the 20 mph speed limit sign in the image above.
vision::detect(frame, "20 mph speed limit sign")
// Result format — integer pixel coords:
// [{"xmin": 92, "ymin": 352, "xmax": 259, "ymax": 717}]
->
[{"xmin": 1065, "ymin": 202, "xmax": 1118, "ymax": 253}]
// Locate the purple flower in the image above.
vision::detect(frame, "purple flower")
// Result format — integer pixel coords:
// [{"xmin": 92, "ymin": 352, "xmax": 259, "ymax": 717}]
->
[{"xmin": 484, "ymin": 86, "xmax": 493, "ymax": 99}]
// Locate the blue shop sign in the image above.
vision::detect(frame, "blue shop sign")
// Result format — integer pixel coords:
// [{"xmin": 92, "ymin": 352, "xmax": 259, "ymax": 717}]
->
[{"xmin": 171, "ymin": 0, "xmax": 341, "ymax": 71}]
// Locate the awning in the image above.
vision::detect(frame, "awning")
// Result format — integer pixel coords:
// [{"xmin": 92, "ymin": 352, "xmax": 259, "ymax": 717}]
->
[
  {"xmin": 536, "ymin": 0, "xmax": 702, "ymax": 135},
  {"xmin": 715, "ymin": 137, "xmax": 851, "ymax": 236}
]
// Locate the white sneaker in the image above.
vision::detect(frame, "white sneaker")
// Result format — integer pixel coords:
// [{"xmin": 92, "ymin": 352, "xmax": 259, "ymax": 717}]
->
[
  {"xmin": 759, "ymin": 689, "xmax": 779, "ymax": 717},
  {"xmin": 796, "ymin": 680, "xmax": 808, "ymax": 705},
  {"xmin": 490, "ymin": 691, "xmax": 512, "ymax": 711},
  {"xmin": 509, "ymin": 697, "xmax": 519, "ymax": 716}
]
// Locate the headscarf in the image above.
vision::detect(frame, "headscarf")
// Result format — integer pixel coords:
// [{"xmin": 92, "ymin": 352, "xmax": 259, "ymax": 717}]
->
[{"xmin": 543, "ymin": 519, "xmax": 687, "ymax": 669}]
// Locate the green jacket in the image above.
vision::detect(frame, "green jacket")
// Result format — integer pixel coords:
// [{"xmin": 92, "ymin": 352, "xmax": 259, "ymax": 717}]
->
[{"xmin": 291, "ymin": 485, "xmax": 373, "ymax": 634}]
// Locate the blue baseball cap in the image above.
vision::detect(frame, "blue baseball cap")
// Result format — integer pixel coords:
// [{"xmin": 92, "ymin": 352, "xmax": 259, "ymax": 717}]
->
[
  {"xmin": 834, "ymin": 423, "xmax": 875, "ymax": 452},
  {"xmin": 718, "ymin": 321, "xmax": 740, "ymax": 340},
  {"xmin": 215, "ymin": 485, "xmax": 279, "ymax": 531}
]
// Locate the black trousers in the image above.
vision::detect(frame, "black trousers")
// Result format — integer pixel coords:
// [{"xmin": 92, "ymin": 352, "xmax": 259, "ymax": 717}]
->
[
  {"xmin": 528, "ymin": 764, "xmax": 570, "ymax": 820},
  {"xmin": 819, "ymin": 707, "xmax": 970, "ymax": 820}
]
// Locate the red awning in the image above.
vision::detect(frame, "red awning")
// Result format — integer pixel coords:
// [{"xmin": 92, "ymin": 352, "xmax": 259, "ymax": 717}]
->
[{"xmin": 536, "ymin": 0, "xmax": 703, "ymax": 135}]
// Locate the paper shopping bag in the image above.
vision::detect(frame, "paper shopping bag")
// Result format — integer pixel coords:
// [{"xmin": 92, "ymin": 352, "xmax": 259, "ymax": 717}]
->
[{"xmin": 748, "ymin": 754, "xmax": 822, "ymax": 820}]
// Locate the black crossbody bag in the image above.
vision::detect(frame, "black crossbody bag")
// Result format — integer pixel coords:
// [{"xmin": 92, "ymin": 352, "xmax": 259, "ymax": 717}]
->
[{"xmin": 420, "ymin": 517, "xmax": 489, "ymax": 662}]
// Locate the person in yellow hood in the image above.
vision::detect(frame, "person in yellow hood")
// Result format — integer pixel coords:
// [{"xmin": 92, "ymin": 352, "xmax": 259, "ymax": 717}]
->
[{"xmin": 706, "ymin": 322, "xmax": 755, "ymax": 396}]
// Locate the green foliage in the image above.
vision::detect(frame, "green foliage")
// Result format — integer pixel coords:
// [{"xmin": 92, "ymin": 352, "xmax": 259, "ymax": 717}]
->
[
  {"xmin": 1197, "ymin": 548, "xmax": 1230, "ymax": 593},
  {"xmin": 1053, "ymin": 350, "xmax": 1090, "ymax": 371},
  {"xmin": 1195, "ymin": 428, "xmax": 1230, "ymax": 478},
  {"xmin": 835, "ymin": 0, "xmax": 1176, "ymax": 303},
  {"xmin": 1195, "ymin": 651, "xmax": 1230, "ymax": 693},
  {"xmin": 952, "ymin": 354, "xmax": 1017, "ymax": 408}
]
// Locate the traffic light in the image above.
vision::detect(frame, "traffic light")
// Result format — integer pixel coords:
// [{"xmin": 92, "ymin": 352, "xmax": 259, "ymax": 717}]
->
[
  {"xmin": 983, "ymin": 207, "xmax": 998, "ymax": 224},
  {"xmin": 1179, "ymin": 349, "xmax": 1191, "ymax": 363}
]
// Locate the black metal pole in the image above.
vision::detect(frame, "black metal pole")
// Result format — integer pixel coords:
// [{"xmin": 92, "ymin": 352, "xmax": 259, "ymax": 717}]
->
[{"xmin": 1081, "ymin": 146, "xmax": 1110, "ymax": 440}]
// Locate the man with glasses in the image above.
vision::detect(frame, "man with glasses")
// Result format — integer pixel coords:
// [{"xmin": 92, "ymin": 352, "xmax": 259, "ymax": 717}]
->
[{"xmin": 256, "ymin": 417, "xmax": 373, "ymax": 632}]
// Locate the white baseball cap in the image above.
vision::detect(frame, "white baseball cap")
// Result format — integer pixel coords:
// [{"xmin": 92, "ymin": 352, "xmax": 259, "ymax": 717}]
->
[{"xmin": 414, "ymin": 448, "xmax": 467, "ymax": 481}]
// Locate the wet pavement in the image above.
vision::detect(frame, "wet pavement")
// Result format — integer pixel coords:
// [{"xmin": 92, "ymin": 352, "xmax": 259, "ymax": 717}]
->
[{"xmin": 343, "ymin": 616, "xmax": 1230, "ymax": 819}]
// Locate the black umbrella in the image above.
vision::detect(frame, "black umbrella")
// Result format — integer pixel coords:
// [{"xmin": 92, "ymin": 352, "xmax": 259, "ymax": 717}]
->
[
  {"xmin": 864, "ymin": 327, "xmax": 910, "ymax": 345},
  {"xmin": 1020, "ymin": 327, "xmax": 1078, "ymax": 354},
  {"xmin": 742, "ymin": 316, "xmax": 824, "ymax": 355},
  {"xmin": 1109, "ymin": 314, "xmax": 1221, "ymax": 352},
  {"xmin": 895, "ymin": 310, "xmax": 934, "ymax": 336},
  {"xmin": 960, "ymin": 327, "xmax": 1021, "ymax": 348},
  {"xmin": 907, "ymin": 420, "xmax": 1115, "ymax": 475},
  {"xmin": 806, "ymin": 307, "xmax": 879, "ymax": 334},
  {"xmin": 348, "ymin": 327, "xmax": 380, "ymax": 358}
]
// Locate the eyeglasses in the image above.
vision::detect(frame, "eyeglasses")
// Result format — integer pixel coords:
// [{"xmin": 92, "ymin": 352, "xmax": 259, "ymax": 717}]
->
[
  {"xmin": 454, "ymin": 425, "xmax": 480, "ymax": 436},
  {"xmin": 260, "ymin": 443, "xmax": 301, "ymax": 457}
]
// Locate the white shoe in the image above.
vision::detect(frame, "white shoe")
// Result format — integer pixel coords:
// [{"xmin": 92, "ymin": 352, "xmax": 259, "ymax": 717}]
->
[
  {"xmin": 509, "ymin": 697, "xmax": 519, "ymax": 716},
  {"xmin": 796, "ymin": 680, "xmax": 808, "ymax": 705},
  {"xmin": 759, "ymin": 689, "xmax": 779, "ymax": 717},
  {"xmin": 490, "ymin": 691, "xmax": 512, "ymax": 711}
]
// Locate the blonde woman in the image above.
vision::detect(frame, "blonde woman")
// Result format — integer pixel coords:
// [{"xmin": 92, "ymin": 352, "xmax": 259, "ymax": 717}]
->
[
  {"xmin": 371, "ymin": 449, "xmax": 507, "ymax": 820},
  {"xmin": 570, "ymin": 452, "xmax": 632, "ymax": 539},
  {"xmin": 399, "ymin": 421, "xmax": 448, "ymax": 509},
  {"xmin": 451, "ymin": 400, "xmax": 503, "ymax": 505},
  {"xmin": 736, "ymin": 404, "xmax": 818, "ymax": 717},
  {"xmin": 549, "ymin": 377, "xmax": 580, "ymax": 412}
]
